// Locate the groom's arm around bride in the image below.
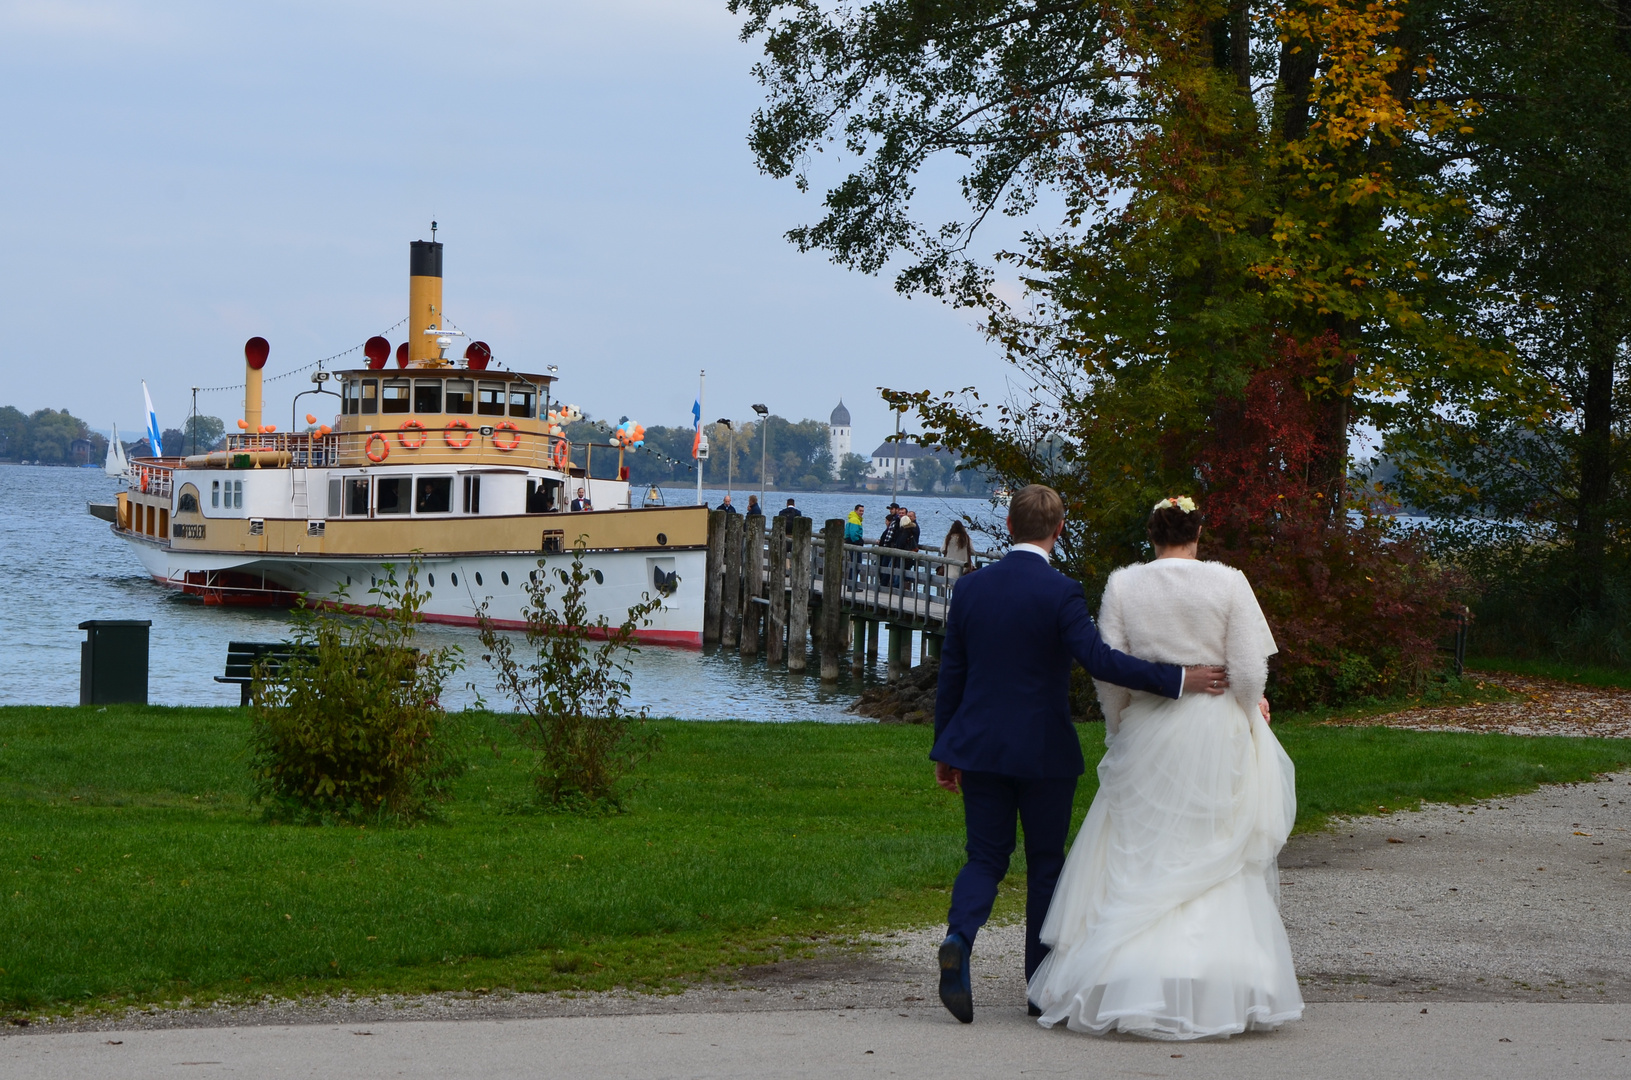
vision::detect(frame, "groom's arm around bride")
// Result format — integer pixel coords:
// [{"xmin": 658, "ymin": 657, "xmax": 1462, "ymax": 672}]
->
[{"xmin": 927, "ymin": 484, "xmax": 1228, "ymax": 1024}]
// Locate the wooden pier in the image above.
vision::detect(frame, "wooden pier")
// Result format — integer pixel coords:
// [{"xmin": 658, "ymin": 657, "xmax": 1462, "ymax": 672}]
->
[{"xmin": 701, "ymin": 511, "xmax": 976, "ymax": 681}]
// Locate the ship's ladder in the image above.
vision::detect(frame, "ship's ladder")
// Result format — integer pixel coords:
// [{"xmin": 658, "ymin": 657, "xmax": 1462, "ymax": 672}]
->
[{"xmin": 291, "ymin": 468, "xmax": 308, "ymax": 518}]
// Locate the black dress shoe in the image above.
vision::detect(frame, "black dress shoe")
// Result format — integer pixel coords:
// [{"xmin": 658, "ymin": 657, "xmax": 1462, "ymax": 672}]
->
[
  {"xmin": 1028, "ymin": 1001, "xmax": 1042, "ymax": 1017},
  {"xmin": 938, "ymin": 934, "xmax": 973, "ymax": 1023}
]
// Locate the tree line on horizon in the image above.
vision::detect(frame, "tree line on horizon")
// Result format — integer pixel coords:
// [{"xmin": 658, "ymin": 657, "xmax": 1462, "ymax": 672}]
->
[{"xmin": 0, "ymin": 407, "xmax": 227, "ymax": 465}]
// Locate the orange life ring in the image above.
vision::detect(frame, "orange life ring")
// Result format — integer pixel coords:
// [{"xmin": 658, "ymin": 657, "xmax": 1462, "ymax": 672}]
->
[
  {"xmin": 140, "ymin": 470, "xmax": 150, "ymax": 493},
  {"xmin": 366, "ymin": 432, "xmax": 390, "ymax": 463},
  {"xmin": 493, "ymin": 421, "xmax": 521, "ymax": 452},
  {"xmin": 444, "ymin": 420, "xmax": 473, "ymax": 448},
  {"xmin": 551, "ymin": 439, "xmax": 569, "ymax": 469},
  {"xmin": 398, "ymin": 420, "xmax": 427, "ymax": 449}
]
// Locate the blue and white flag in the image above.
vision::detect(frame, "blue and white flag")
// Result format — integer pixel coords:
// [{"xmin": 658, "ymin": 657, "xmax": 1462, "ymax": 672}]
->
[{"xmin": 142, "ymin": 381, "xmax": 162, "ymax": 456}]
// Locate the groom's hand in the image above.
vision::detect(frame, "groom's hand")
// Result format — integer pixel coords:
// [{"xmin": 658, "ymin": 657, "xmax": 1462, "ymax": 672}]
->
[
  {"xmin": 1183, "ymin": 666, "xmax": 1230, "ymax": 695},
  {"xmin": 934, "ymin": 761, "xmax": 963, "ymax": 795}
]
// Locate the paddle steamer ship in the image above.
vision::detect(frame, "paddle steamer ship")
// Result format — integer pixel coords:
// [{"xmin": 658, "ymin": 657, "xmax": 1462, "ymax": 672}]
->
[{"xmin": 96, "ymin": 238, "xmax": 706, "ymax": 644}]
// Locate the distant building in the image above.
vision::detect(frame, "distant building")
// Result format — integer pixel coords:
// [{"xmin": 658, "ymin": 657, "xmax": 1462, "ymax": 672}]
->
[
  {"xmin": 829, "ymin": 401, "xmax": 851, "ymax": 462},
  {"xmin": 866, "ymin": 441, "xmax": 960, "ymax": 484}
]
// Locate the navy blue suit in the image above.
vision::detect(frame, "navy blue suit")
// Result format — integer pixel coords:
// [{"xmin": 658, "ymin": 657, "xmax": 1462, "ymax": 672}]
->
[{"xmin": 931, "ymin": 549, "xmax": 1182, "ymax": 978}]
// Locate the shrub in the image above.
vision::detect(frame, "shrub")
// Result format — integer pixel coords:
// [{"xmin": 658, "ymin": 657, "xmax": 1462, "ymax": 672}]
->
[
  {"xmin": 477, "ymin": 541, "xmax": 664, "ymax": 811},
  {"xmin": 1203, "ymin": 337, "xmax": 1468, "ymax": 709},
  {"xmin": 247, "ymin": 563, "xmax": 465, "ymax": 822}
]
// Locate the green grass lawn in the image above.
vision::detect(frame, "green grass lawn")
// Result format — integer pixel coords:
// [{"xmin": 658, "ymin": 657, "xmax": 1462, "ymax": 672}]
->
[{"xmin": 2, "ymin": 702, "xmax": 1629, "ymax": 1016}]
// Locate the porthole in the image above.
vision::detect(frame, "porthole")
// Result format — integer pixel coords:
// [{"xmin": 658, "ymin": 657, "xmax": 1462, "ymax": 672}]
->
[
  {"xmin": 346, "ymin": 575, "xmax": 351, "ymax": 586},
  {"xmin": 427, "ymin": 573, "xmax": 435, "ymax": 588},
  {"xmin": 501, "ymin": 571, "xmax": 509, "ymax": 585},
  {"xmin": 450, "ymin": 572, "xmax": 458, "ymax": 587},
  {"xmin": 656, "ymin": 532, "xmax": 667, "ymax": 546},
  {"xmin": 591, "ymin": 569, "xmax": 604, "ymax": 585},
  {"xmin": 475, "ymin": 572, "xmax": 483, "ymax": 586}
]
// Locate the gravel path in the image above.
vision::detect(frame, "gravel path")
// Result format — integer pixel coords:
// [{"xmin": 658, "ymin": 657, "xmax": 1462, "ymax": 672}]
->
[{"xmin": 1327, "ymin": 672, "xmax": 1631, "ymax": 738}]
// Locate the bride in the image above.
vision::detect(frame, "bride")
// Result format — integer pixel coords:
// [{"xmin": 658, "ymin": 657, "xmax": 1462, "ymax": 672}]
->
[{"xmin": 1028, "ymin": 496, "xmax": 1303, "ymax": 1039}]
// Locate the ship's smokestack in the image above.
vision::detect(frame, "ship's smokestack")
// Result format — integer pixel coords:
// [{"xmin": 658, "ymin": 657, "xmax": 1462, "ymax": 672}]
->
[
  {"xmin": 409, "ymin": 239, "xmax": 443, "ymax": 367},
  {"xmin": 244, "ymin": 337, "xmax": 270, "ymax": 431}
]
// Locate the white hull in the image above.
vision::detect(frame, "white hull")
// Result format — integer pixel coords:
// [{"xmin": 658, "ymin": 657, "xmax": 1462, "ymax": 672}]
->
[{"xmin": 121, "ymin": 534, "xmax": 705, "ymax": 646}]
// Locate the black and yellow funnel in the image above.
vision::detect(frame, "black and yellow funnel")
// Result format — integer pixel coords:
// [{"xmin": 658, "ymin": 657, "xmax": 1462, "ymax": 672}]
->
[{"xmin": 408, "ymin": 239, "xmax": 443, "ymax": 366}]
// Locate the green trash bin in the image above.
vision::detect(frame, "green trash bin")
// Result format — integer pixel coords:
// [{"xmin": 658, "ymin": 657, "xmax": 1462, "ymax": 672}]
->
[{"xmin": 79, "ymin": 620, "xmax": 152, "ymax": 705}]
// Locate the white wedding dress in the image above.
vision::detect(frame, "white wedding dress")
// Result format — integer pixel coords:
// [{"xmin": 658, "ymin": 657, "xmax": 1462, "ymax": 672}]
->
[{"xmin": 1028, "ymin": 558, "xmax": 1303, "ymax": 1039}]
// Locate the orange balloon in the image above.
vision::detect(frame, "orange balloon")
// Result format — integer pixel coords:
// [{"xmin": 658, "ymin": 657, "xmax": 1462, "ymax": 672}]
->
[
  {"xmin": 305, "ymin": 413, "xmax": 317, "ymax": 425},
  {"xmin": 237, "ymin": 419, "xmax": 248, "ymax": 430}
]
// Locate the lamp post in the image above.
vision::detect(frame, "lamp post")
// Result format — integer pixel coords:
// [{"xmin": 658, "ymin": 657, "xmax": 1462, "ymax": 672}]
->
[
  {"xmin": 717, "ymin": 418, "xmax": 734, "ymax": 499},
  {"xmin": 890, "ymin": 406, "xmax": 903, "ymax": 504},
  {"xmin": 752, "ymin": 403, "xmax": 769, "ymax": 506}
]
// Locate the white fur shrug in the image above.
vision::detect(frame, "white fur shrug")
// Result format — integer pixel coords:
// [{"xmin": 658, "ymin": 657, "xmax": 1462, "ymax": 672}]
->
[{"xmin": 1094, "ymin": 558, "xmax": 1278, "ymax": 734}]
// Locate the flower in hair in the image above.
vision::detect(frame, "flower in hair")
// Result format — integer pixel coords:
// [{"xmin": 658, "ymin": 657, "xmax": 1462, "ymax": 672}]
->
[{"xmin": 1153, "ymin": 495, "xmax": 1198, "ymax": 514}]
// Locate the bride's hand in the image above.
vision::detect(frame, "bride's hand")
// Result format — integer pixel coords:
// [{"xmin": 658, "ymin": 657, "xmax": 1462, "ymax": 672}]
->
[
  {"xmin": 1259, "ymin": 697, "xmax": 1272, "ymax": 724},
  {"xmin": 1183, "ymin": 666, "xmax": 1230, "ymax": 695}
]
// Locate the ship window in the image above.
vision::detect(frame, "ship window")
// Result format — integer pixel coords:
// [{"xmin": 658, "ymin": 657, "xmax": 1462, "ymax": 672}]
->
[
  {"xmin": 232, "ymin": 480, "xmax": 243, "ymax": 509},
  {"xmin": 177, "ymin": 491, "xmax": 199, "ymax": 513},
  {"xmin": 477, "ymin": 381, "xmax": 506, "ymax": 416},
  {"xmin": 415, "ymin": 476, "xmax": 452, "ymax": 514},
  {"xmin": 376, "ymin": 476, "xmax": 409, "ymax": 515},
  {"xmin": 508, "ymin": 385, "xmax": 535, "ymax": 419},
  {"xmin": 381, "ymin": 379, "xmax": 411, "ymax": 414},
  {"xmin": 475, "ymin": 572, "xmax": 483, "ymax": 586},
  {"xmin": 342, "ymin": 379, "xmax": 360, "ymax": 415},
  {"xmin": 501, "ymin": 571, "xmax": 509, "ymax": 585},
  {"xmin": 346, "ymin": 477, "xmax": 370, "ymax": 516},
  {"xmin": 360, "ymin": 379, "xmax": 378, "ymax": 415},
  {"xmin": 413, "ymin": 380, "xmax": 442, "ymax": 414},
  {"xmin": 462, "ymin": 475, "xmax": 481, "ymax": 513},
  {"xmin": 327, "ymin": 478, "xmax": 342, "ymax": 518},
  {"xmin": 211, "ymin": 480, "xmax": 220, "ymax": 508},
  {"xmin": 445, "ymin": 379, "xmax": 474, "ymax": 414}
]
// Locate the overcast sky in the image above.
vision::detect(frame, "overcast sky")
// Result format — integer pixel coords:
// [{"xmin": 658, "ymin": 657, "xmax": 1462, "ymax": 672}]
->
[{"xmin": 0, "ymin": 0, "xmax": 1039, "ymax": 456}]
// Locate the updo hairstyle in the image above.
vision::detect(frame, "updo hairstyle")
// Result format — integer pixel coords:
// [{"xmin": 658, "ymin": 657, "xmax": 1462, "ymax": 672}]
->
[{"xmin": 1147, "ymin": 501, "xmax": 1203, "ymax": 548}]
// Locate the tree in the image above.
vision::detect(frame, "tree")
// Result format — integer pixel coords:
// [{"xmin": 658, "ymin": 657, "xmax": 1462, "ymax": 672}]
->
[
  {"xmin": 184, "ymin": 415, "xmax": 226, "ymax": 453},
  {"xmin": 911, "ymin": 455, "xmax": 945, "ymax": 494},
  {"xmin": 735, "ymin": 0, "xmax": 1522, "ymax": 701},
  {"xmin": 26, "ymin": 409, "xmax": 90, "ymax": 464},
  {"xmin": 838, "ymin": 451, "xmax": 870, "ymax": 489},
  {"xmin": 160, "ymin": 428, "xmax": 188, "ymax": 458}
]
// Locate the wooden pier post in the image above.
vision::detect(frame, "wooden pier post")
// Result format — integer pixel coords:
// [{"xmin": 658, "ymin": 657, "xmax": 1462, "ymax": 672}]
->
[
  {"xmin": 787, "ymin": 516, "xmax": 813, "ymax": 672},
  {"xmin": 721, "ymin": 511, "xmax": 745, "ymax": 648},
  {"xmin": 850, "ymin": 616, "xmax": 867, "ymax": 673},
  {"xmin": 820, "ymin": 518, "xmax": 845, "ymax": 681},
  {"xmin": 924, "ymin": 632, "xmax": 943, "ymax": 660},
  {"xmin": 886, "ymin": 624, "xmax": 913, "ymax": 682},
  {"xmin": 703, "ymin": 509, "xmax": 725, "ymax": 644},
  {"xmin": 766, "ymin": 515, "xmax": 788, "ymax": 664},
  {"xmin": 741, "ymin": 514, "xmax": 765, "ymax": 656},
  {"xmin": 866, "ymin": 618, "xmax": 880, "ymax": 661}
]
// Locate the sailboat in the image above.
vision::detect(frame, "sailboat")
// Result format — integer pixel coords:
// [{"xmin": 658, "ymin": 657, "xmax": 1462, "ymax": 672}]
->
[{"xmin": 104, "ymin": 423, "xmax": 130, "ymax": 477}]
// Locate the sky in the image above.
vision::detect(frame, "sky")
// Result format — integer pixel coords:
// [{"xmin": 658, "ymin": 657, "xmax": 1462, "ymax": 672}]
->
[{"xmin": 0, "ymin": 0, "xmax": 1030, "ymax": 456}]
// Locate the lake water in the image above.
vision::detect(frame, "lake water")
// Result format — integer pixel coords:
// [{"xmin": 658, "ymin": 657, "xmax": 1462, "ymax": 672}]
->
[{"xmin": 0, "ymin": 466, "xmax": 1002, "ymax": 719}]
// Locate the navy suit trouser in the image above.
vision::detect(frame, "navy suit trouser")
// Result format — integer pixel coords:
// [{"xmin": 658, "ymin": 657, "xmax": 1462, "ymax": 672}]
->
[{"xmin": 946, "ymin": 770, "xmax": 1079, "ymax": 981}]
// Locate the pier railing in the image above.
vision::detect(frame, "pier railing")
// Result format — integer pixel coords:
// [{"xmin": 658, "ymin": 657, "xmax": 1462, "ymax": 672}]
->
[{"xmin": 705, "ymin": 512, "xmax": 986, "ymax": 683}]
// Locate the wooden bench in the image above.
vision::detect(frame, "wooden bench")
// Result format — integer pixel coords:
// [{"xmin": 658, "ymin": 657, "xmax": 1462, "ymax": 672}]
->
[{"xmin": 216, "ymin": 641, "xmax": 301, "ymax": 707}]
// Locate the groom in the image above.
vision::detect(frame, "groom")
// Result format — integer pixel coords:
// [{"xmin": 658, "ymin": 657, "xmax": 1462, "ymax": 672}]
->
[{"xmin": 930, "ymin": 484, "xmax": 1229, "ymax": 1023}]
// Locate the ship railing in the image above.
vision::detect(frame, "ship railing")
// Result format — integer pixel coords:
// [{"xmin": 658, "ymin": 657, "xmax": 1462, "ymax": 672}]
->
[
  {"xmin": 129, "ymin": 458, "xmax": 176, "ymax": 499},
  {"xmin": 227, "ymin": 432, "xmax": 343, "ymax": 466}
]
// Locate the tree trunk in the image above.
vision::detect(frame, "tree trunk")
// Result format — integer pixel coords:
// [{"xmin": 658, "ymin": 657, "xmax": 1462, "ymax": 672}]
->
[{"xmin": 1575, "ymin": 292, "xmax": 1619, "ymax": 602}]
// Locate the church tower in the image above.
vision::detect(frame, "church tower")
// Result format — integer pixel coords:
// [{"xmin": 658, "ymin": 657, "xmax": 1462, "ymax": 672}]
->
[{"xmin": 829, "ymin": 401, "xmax": 852, "ymax": 462}]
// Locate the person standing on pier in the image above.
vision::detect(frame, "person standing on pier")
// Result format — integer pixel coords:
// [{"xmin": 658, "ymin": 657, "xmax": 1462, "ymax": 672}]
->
[
  {"xmin": 746, "ymin": 495, "xmax": 763, "ymax": 517},
  {"xmin": 721, "ymin": 494, "xmax": 738, "ymax": 514},
  {"xmin": 777, "ymin": 498, "xmax": 801, "ymax": 519},
  {"xmin": 844, "ymin": 505, "xmax": 865, "ymax": 544}
]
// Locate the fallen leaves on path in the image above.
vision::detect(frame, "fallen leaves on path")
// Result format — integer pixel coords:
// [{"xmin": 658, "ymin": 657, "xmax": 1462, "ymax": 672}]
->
[{"xmin": 1324, "ymin": 673, "xmax": 1631, "ymax": 738}]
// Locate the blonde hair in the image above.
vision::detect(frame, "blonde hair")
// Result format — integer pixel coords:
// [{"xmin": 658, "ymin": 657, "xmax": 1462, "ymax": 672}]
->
[{"xmin": 1008, "ymin": 484, "xmax": 1064, "ymax": 543}]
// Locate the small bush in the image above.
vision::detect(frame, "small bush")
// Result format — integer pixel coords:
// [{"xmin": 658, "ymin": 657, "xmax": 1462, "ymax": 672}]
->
[
  {"xmin": 247, "ymin": 563, "xmax": 465, "ymax": 822},
  {"xmin": 478, "ymin": 541, "xmax": 664, "ymax": 812}
]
